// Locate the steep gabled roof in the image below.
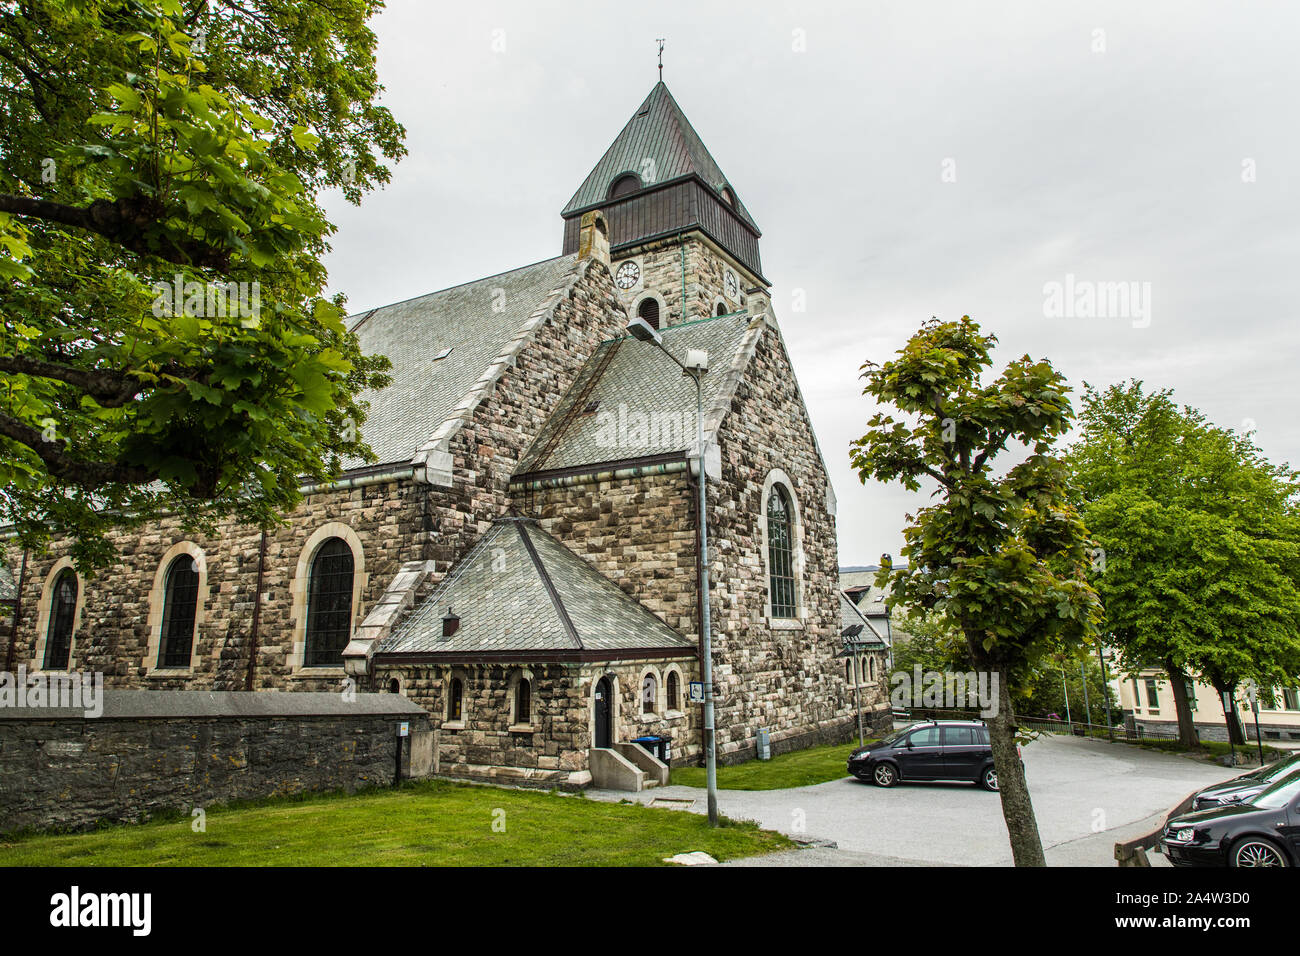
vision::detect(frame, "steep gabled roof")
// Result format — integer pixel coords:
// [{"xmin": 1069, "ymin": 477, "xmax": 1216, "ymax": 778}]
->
[
  {"xmin": 514, "ymin": 311, "xmax": 762, "ymax": 477},
  {"xmin": 840, "ymin": 591, "xmax": 887, "ymax": 645},
  {"xmin": 342, "ymin": 254, "xmax": 580, "ymax": 470},
  {"xmin": 376, "ymin": 518, "xmax": 694, "ymax": 659},
  {"xmin": 562, "ymin": 81, "xmax": 759, "ymax": 232}
]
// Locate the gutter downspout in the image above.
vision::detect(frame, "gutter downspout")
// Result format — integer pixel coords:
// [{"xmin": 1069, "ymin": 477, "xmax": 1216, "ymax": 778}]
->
[
  {"xmin": 246, "ymin": 529, "xmax": 267, "ymax": 690},
  {"xmin": 4, "ymin": 549, "xmax": 27, "ymax": 673}
]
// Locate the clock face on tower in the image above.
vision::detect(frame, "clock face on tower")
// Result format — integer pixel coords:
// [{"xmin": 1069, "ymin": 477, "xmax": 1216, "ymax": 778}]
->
[
  {"xmin": 724, "ymin": 271, "xmax": 739, "ymax": 301},
  {"xmin": 615, "ymin": 260, "xmax": 640, "ymax": 290}
]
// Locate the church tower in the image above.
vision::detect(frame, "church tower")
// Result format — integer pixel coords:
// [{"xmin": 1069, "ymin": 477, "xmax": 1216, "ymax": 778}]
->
[{"xmin": 561, "ymin": 81, "xmax": 769, "ymax": 329}]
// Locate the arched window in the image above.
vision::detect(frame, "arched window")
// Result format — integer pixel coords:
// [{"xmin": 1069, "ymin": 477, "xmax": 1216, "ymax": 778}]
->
[
  {"xmin": 767, "ymin": 485, "xmax": 797, "ymax": 618},
  {"xmin": 637, "ymin": 297, "xmax": 660, "ymax": 330},
  {"xmin": 43, "ymin": 569, "xmax": 78, "ymax": 670},
  {"xmin": 642, "ymin": 673, "xmax": 657, "ymax": 715},
  {"xmin": 715, "ymin": 301, "xmax": 727, "ymax": 316},
  {"xmin": 158, "ymin": 555, "xmax": 200, "ymax": 668},
  {"xmin": 304, "ymin": 537, "xmax": 355, "ymax": 667},
  {"xmin": 449, "ymin": 677, "xmax": 464, "ymax": 721},
  {"xmin": 515, "ymin": 677, "xmax": 532, "ymax": 726},
  {"xmin": 609, "ymin": 173, "xmax": 641, "ymax": 199},
  {"xmin": 721, "ymin": 185, "xmax": 737, "ymax": 207},
  {"xmin": 667, "ymin": 671, "xmax": 680, "ymax": 711}
]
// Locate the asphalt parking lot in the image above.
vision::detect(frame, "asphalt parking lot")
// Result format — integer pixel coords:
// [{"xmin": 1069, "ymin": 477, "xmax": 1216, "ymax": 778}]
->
[{"xmin": 589, "ymin": 734, "xmax": 1240, "ymax": 866}]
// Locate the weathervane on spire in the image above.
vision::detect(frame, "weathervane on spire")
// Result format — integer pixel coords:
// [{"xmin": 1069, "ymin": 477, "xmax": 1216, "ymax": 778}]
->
[{"xmin": 656, "ymin": 38, "xmax": 665, "ymax": 80}]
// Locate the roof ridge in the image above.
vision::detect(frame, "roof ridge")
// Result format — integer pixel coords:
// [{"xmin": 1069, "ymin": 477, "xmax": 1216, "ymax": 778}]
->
[
  {"xmin": 593, "ymin": 309, "xmax": 745, "ymax": 347},
  {"xmin": 514, "ymin": 521, "xmax": 584, "ymax": 650},
  {"xmin": 346, "ymin": 253, "xmax": 573, "ymax": 319}
]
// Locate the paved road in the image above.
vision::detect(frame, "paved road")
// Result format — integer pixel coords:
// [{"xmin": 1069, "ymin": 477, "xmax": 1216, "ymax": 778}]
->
[{"xmin": 590, "ymin": 735, "xmax": 1240, "ymax": 866}]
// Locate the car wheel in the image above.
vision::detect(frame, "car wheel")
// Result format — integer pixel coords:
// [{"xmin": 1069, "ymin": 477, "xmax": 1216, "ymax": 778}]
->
[
  {"xmin": 1231, "ymin": 838, "xmax": 1290, "ymax": 868},
  {"xmin": 979, "ymin": 765, "xmax": 999, "ymax": 791},
  {"xmin": 872, "ymin": 763, "xmax": 898, "ymax": 787}
]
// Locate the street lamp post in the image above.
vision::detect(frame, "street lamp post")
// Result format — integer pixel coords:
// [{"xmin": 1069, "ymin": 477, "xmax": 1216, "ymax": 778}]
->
[{"xmin": 627, "ymin": 317, "xmax": 718, "ymax": 825}]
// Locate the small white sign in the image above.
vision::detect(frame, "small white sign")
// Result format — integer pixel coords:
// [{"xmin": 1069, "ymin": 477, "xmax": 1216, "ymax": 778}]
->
[
  {"xmin": 688, "ymin": 681, "xmax": 705, "ymax": 704},
  {"xmin": 398, "ymin": 721, "xmax": 409, "ymax": 737}
]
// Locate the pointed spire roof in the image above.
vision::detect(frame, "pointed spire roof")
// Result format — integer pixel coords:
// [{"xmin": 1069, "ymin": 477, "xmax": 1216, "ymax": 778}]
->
[{"xmin": 562, "ymin": 82, "xmax": 759, "ymax": 233}]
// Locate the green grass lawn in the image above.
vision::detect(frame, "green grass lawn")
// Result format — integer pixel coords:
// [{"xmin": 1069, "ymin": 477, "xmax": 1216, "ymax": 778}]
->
[
  {"xmin": 670, "ymin": 739, "xmax": 877, "ymax": 791},
  {"xmin": 1117, "ymin": 736, "xmax": 1287, "ymax": 766},
  {"xmin": 0, "ymin": 780, "xmax": 792, "ymax": 867}
]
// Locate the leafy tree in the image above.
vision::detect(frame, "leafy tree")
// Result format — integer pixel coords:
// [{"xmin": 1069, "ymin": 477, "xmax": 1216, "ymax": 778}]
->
[
  {"xmin": 1068, "ymin": 381, "xmax": 1300, "ymax": 746},
  {"xmin": 0, "ymin": 0, "xmax": 402, "ymax": 568},
  {"xmin": 1019, "ymin": 653, "xmax": 1119, "ymax": 725},
  {"xmin": 890, "ymin": 610, "xmax": 967, "ymax": 678},
  {"xmin": 851, "ymin": 316, "xmax": 1101, "ymax": 866}
]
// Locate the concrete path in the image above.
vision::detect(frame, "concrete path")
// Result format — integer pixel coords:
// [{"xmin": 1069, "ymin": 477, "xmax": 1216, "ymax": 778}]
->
[{"xmin": 590, "ymin": 735, "xmax": 1240, "ymax": 866}]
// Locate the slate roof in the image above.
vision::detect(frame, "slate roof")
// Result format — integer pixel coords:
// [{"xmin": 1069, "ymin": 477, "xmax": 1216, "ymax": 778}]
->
[
  {"xmin": 515, "ymin": 311, "xmax": 758, "ymax": 476},
  {"xmin": 343, "ymin": 254, "xmax": 579, "ymax": 470},
  {"xmin": 562, "ymin": 81, "xmax": 759, "ymax": 232},
  {"xmin": 840, "ymin": 591, "xmax": 886, "ymax": 645},
  {"xmin": 378, "ymin": 518, "xmax": 694, "ymax": 658}
]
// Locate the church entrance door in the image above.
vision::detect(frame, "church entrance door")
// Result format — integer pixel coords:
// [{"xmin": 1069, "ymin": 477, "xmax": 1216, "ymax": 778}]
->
[{"xmin": 594, "ymin": 676, "xmax": 613, "ymax": 748}]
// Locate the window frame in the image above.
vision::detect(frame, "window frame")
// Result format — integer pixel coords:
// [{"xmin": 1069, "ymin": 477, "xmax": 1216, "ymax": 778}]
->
[
  {"xmin": 303, "ymin": 536, "xmax": 356, "ymax": 669},
  {"xmin": 641, "ymin": 671, "xmax": 658, "ymax": 716},
  {"xmin": 1144, "ymin": 678, "xmax": 1161, "ymax": 711},
  {"xmin": 157, "ymin": 555, "xmax": 201, "ymax": 669},
  {"xmin": 511, "ymin": 674, "xmax": 533, "ymax": 731},
  {"xmin": 636, "ymin": 295, "xmax": 661, "ymax": 330},
  {"xmin": 42, "ymin": 568, "xmax": 78, "ymax": 671},
  {"xmin": 766, "ymin": 484, "xmax": 798, "ymax": 619}
]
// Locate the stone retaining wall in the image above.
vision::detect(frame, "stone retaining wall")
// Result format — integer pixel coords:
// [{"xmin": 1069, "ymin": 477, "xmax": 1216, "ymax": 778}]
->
[{"xmin": 0, "ymin": 690, "xmax": 429, "ymax": 834}]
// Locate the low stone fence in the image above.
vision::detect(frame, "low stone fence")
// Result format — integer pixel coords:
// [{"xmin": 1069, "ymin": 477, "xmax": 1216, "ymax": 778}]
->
[{"xmin": 0, "ymin": 690, "xmax": 430, "ymax": 835}]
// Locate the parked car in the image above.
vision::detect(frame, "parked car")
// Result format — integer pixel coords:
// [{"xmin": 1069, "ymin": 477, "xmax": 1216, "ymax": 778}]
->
[
  {"xmin": 1192, "ymin": 752, "xmax": 1300, "ymax": 810},
  {"xmin": 1162, "ymin": 773, "xmax": 1300, "ymax": 867},
  {"xmin": 847, "ymin": 720, "xmax": 1006, "ymax": 791}
]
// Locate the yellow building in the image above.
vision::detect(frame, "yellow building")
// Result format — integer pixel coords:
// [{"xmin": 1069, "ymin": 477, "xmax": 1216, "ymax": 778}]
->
[{"xmin": 1118, "ymin": 670, "xmax": 1300, "ymax": 745}]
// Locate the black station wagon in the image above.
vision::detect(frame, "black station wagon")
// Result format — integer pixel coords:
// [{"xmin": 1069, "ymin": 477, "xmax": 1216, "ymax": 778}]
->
[{"xmin": 848, "ymin": 720, "xmax": 1002, "ymax": 791}]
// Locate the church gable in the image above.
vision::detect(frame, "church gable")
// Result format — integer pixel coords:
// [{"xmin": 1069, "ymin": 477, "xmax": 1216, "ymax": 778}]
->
[
  {"xmin": 513, "ymin": 311, "xmax": 757, "ymax": 479},
  {"xmin": 341, "ymin": 254, "xmax": 580, "ymax": 472}
]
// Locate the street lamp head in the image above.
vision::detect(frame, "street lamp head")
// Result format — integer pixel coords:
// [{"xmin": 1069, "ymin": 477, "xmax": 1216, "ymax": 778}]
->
[{"xmin": 626, "ymin": 317, "xmax": 662, "ymax": 345}]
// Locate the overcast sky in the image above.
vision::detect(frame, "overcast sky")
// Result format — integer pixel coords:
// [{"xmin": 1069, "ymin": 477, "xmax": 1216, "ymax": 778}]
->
[{"xmin": 322, "ymin": 1, "xmax": 1300, "ymax": 569}]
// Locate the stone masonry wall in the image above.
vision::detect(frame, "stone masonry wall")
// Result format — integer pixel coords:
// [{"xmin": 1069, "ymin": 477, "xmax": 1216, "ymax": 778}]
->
[
  {"xmin": 613, "ymin": 234, "xmax": 750, "ymax": 328},
  {"xmin": 0, "ymin": 705, "xmax": 429, "ymax": 835},
  {"xmin": 374, "ymin": 655, "xmax": 699, "ymax": 786},
  {"xmin": 707, "ymin": 322, "xmax": 884, "ymax": 760},
  {"xmin": 4, "ymin": 480, "xmax": 429, "ymax": 693},
  {"xmin": 519, "ymin": 470, "xmax": 700, "ymax": 638}
]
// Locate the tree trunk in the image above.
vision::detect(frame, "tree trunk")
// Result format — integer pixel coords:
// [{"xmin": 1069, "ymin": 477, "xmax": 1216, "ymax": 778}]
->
[
  {"xmin": 1208, "ymin": 672, "xmax": 1246, "ymax": 745},
  {"xmin": 1164, "ymin": 660, "xmax": 1199, "ymax": 749},
  {"xmin": 986, "ymin": 664, "xmax": 1047, "ymax": 866}
]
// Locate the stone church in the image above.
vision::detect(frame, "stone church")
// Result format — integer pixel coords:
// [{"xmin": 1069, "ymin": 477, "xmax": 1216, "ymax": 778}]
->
[{"xmin": 2, "ymin": 81, "xmax": 891, "ymax": 787}]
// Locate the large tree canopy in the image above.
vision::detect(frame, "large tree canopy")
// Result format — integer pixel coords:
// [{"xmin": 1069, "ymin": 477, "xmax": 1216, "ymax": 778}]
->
[
  {"xmin": 1068, "ymin": 381, "xmax": 1300, "ymax": 745},
  {"xmin": 0, "ymin": 0, "xmax": 403, "ymax": 567},
  {"xmin": 852, "ymin": 316, "xmax": 1101, "ymax": 866}
]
